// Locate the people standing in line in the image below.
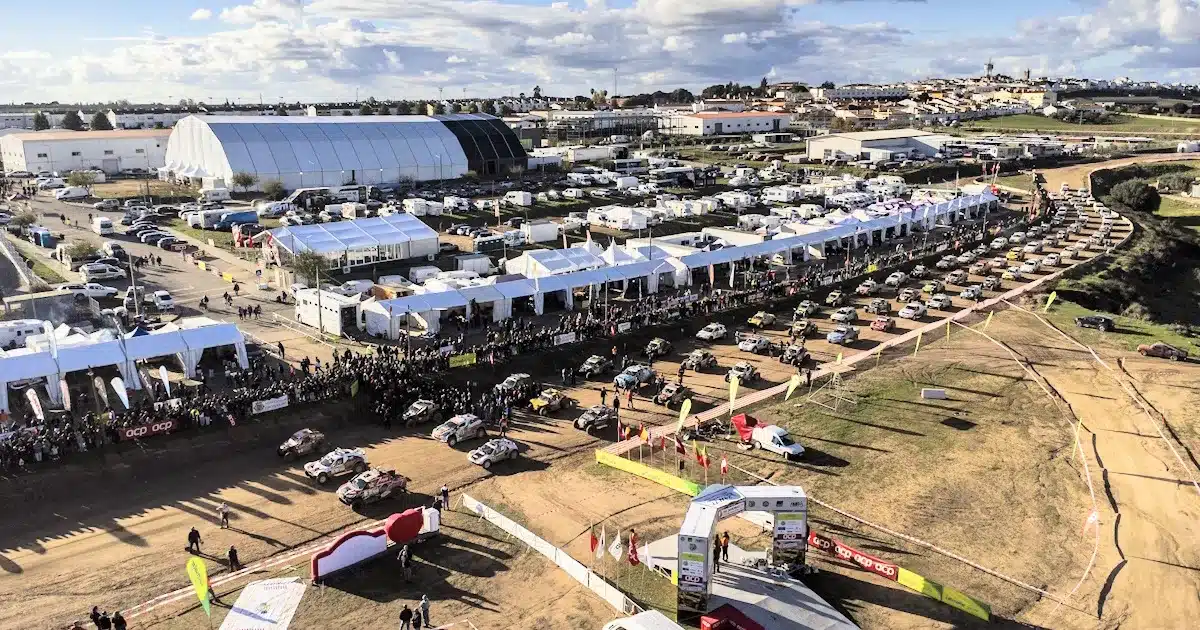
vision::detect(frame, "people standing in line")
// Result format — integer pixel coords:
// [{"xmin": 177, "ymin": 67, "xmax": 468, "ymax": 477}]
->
[{"xmin": 712, "ymin": 537, "xmax": 722, "ymax": 574}]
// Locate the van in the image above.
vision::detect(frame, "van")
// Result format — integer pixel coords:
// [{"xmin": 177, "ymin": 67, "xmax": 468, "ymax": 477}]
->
[
  {"xmin": 473, "ymin": 234, "xmax": 507, "ymax": 253},
  {"xmin": 55, "ymin": 187, "xmax": 90, "ymax": 201},
  {"xmin": 214, "ymin": 210, "xmax": 258, "ymax": 231},
  {"xmin": 198, "ymin": 188, "xmax": 232, "ymax": 203},
  {"xmin": 502, "ymin": 230, "xmax": 525, "ymax": 247},
  {"xmin": 188, "ymin": 209, "xmax": 228, "ymax": 229},
  {"xmin": 92, "ymin": 216, "xmax": 114, "ymax": 235}
]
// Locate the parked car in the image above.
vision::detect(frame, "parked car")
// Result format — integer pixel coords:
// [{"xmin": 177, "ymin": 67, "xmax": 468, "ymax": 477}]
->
[
  {"xmin": 62, "ymin": 282, "xmax": 119, "ymax": 299},
  {"xmin": 790, "ymin": 319, "xmax": 818, "ymax": 338},
  {"xmin": 614, "ymin": 365, "xmax": 655, "ymax": 389},
  {"xmin": 79, "ymin": 263, "xmax": 126, "ymax": 282},
  {"xmin": 1137, "ymin": 342, "xmax": 1188, "ymax": 361},
  {"xmin": 696, "ymin": 323, "xmax": 728, "ymax": 340},
  {"xmin": 864, "ymin": 298, "xmax": 889, "ymax": 315},
  {"xmin": 824, "ymin": 291, "xmax": 846, "ymax": 307},
  {"xmin": 922, "ymin": 280, "xmax": 944, "ymax": 294},
  {"xmin": 577, "ymin": 355, "xmax": 614, "ymax": 379},
  {"xmin": 926, "ymin": 293, "xmax": 953, "ymax": 310},
  {"xmin": 1043, "ymin": 253, "xmax": 1061, "ymax": 267},
  {"xmin": 855, "ymin": 279, "xmax": 879, "ymax": 295},
  {"xmin": 982, "ymin": 276, "xmax": 1001, "ymax": 291},
  {"xmin": 946, "ymin": 270, "xmax": 968, "ymax": 285},
  {"xmin": 826, "ymin": 325, "xmax": 859, "ymax": 345},
  {"xmin": 897, "ymin": 287, "xmax": 919, "ymax": 302},
  {"xmin": 1075, "ymin": 315, "xmax": 1115, "ymax": 332},
  {"xmin": 935, "ymin": 255, "xmax": 958, "ymax": 270},
  {"xmin": 909, "ymin": 265, "xmax": 929, "ymax": 278},
  {"xmin": 959, "ymin": 285, "xmax": 983, "ymax": 300},
  {"xmin": 794, "ymin": 300, "xmax": 818, "ymax": 317},
  {"xmin": 830, "ymin": 306, "xmax": 857, "ymax": 323},
  {"xmin": 151, "ymin": 290, "xmax": 175, "ymax": 311},
  {"xmin": 884, "ymin": 271, "xmax": 907, "ymax": 287},
  {"xmin": 645, "ymin": 337, "xmax": 672, "ymax": 359},
  {"xmin": 93, "ymin": 199, "xmax": 118, "ymax": 210},
  {"xmin": 779, "ymin": 344, "xmax": 809, "ymax": 366},
  {"xmin": 574, "ymin": 405, "xmax": 616, "ymax": 434},
  {"xmin": 653, "ymin": 382, "xmax": 688, "ymax": 407}
]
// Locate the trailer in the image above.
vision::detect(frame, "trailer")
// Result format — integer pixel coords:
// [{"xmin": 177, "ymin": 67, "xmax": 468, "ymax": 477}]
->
[
  {"xmin": 403, "ymin": 198, "xmax": 444, "ymax": 216},
  {"xmin": 504, "ymin": 191, "xmax": 533, "ymax": 207},
  {"xmin": 455, "ymin": 254, "xmax": 496, "ymax": 276},
  {"xmin": 522, "ymin": 219, "xmax": 560, "ymax": 243}
]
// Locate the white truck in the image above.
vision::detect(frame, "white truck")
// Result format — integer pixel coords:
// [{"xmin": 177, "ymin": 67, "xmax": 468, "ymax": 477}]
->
[
  {"xmin": 732, "ymin": 415, "xmax": 805, "ymax": 460},
  {"xmin": 521, "ymin": 219, "xmax": 559, "ymax": 243}
]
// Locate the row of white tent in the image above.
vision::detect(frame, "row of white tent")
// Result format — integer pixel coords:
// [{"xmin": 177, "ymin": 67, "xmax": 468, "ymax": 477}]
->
[
  {"xmin": 359, "ymin": 193, "xmax": 997, "ymax": 339},
  {"xmin": 0, "ymin": 318, "xmax": 249, "ymax": 414}
]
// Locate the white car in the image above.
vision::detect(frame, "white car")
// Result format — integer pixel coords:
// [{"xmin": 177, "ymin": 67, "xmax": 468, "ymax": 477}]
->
[
  {"xmin": 956, "ymin": 252, "xmax": 975, "ymax": 265},
  {"xmin": 79, "ymin": 263, "xmax": 127, "ymax": 282},
  {"xmin": 304, "ymin": 447, "xmax": 368, "ymax": 484},
  {"xmin": 1044, "ymin": 253, "xmax": 1061, "ymax": 267},
  {"xmin": 151, "ymin": 290, "xmax": 175, "ymax": 311},
  {"xmin": 62, "ymin": 282, "xmax": 119, "ymax": 299},
  {"xmin": 989, "ymin": 237, "xmax": 1008, "ymax": 250},
  {"xmin": 737, "ymin": 335, "xmax": 772, "ymax": 354},
  {"xmin": 1009, "ymin": 232, "xmax": 1026, "ymax": 244},
  {"xmin": 934, "ymin": 255, "xmax": 958, "ymax": 270},
  {"xmin": 884, "ymin": 271, "xmax": 908, "ymax": 287},
  {"xmin": 431, "ymin": 413, "xmax": 487, "ymax": 447},
  {"xmin": 468, "ymin": 438, "xmax": 520, "ymax": 469},
  {"xmin": 855, "ymin": 279, "xmax": 879, "ymax": 295},
  {"xmin": 614, "ymin": 365, "xmax": 655, "ymax": 389},
  {"xmin": 926, "ymin": 293, "xmax": 953, "ymax": 310},
  {"xmin": 898, "ymin": 301, "xmax": 927, "ymax": 319},
  {"xmin": 830, "ymin": 306, "xmax": 857, "ymax": 323},
  {"xmin": 826, "ymin": 325, "xmax": 859, "ymax": 345},
  {"xmin": 946, "ymin": 270, "xmax": 967, "ymax": 285},
  {"xmin": 751, "ymin": 425, "xmax": 805, "ymax": 459},
  {"xmin": 696, "ymin": 323, "xmax": 727, "ymax": 341},
  {"xmin": 959, "ymin": 285, "xmax": 983, "ymax": 300},
  {"xmin": 1019, "ymin": 261, "xmax": 1038, "ymax": 274}
]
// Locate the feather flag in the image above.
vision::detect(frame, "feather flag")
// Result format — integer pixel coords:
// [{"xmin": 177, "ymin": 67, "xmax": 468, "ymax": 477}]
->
[
  {"xmin": 659, "ymin": 435, "xmax": 667, "ymax": 451},
  {"xmin": 674, "ymin": 434, "xmax": 686, "ymax": 455},
  {"xmin": 785, "ymin": 373, "xmax": 802, "ymax": 401},
  {"xmin": 627, "ymin": 531, "xmax": 640, "ymax": 566},
  {"xmin": 596, "ymin": 527, "xmax": 606, "ymax": 561},
  {"xmin": 639, "ymin": 425, "xmax": 649, "ymax": 442},
  {"xmin": 609, "ymin": 529, "xmax": 623, "ymax": 560},
  {"xmin": 720, "ymin": 455, "xmax": 729, "ymax": 476},
  {"xmin": 676, "ymin": 398, "xmax": 692, "ymax": 432},
  {"xmin": 590, "ymin": 528, "xmax": 599, "ymax": 554}
]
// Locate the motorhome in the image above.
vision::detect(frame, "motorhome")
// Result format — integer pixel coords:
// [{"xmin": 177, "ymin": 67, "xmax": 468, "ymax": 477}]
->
[
  {"xmin": 504, "ymin": 191, "xmax": 533, "ymax": 207},
  {"xmin": 443, "ymin": 196, "xmax": 471, "ymax": 213},
  {"xmin": 91, "ymin": 216, "xmax": 114, "ymax": 235},
  {"xmin": 198, "ymin": 188, "xmax": 232, "ymax": 203},
  {"xmin": 0, "ymin": 319, "xmax": 44, "ymax": 351},
  {"xmin": 611, "ymin": 158, "xmax": 649, "ymax": 175},
  {"xmin": 403, "ymin": 198, "xmax": 444, "ymax": 216}
]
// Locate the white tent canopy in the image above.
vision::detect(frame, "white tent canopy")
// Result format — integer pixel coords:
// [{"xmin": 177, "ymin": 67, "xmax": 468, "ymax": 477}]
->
[{"xmin": 268, "ymin": 213, "xmax": 439, "ymax": 259}]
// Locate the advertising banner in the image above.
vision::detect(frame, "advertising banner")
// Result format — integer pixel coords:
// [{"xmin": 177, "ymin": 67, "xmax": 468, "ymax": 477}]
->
[
  {"xmin": 153, "ymin": 398, "xmax": 182, "ymax": 412},
  {"xmin": 110, "ymin": 377, "xmax": 130, "ymax": 410},
  {"xmin": 595, "ymin": 451, "xmax": 701, "ymax": 496},
  {"xmin": 251, "ymin": 394, "xmax": 289, "ymax": 415},
  {"xmin": 553, "ymin": 332, "xmax": 577, "ymax": 346},
  {"xmin": 185, "ymin": 557, "xmax": 211, "ymax": 616},
  {"xmin": 773, "ymin": 512, "xmax": 808, "ymax": 552},
  {"xmin": 93, "ymin": 376, "xmax": 109, "ymax": 409},
  {"xmin": 448, "ymin": 353, "xmax": 477, "ymax": 368},
  {"xmin": 715, "ymin": 499, "xmax": 745, "ymax": 521},
  {"xmin": 617, "ymin": 322, "xmax": 632, "ymax": 333},
  {"xmin": 807, "ymin": 530, "xmax": 897, "ymax": 581},
  {"xmin": 120, "ymin": 419, "xmax": 176, "ymax": 441},
  {"xmin": 896, "ymin": 567, "xmax": 991, "ymax": 621},
  {"xmin": 24, "ymin": 389, "xmax": 45, "ymax": 421},
  {"xmin": 218, "ymin": 578, "xmax": 306, "ymax": 630},
  {"xmin": 677, "ymin": 540, "xmax": 710, "ymax": 613}
]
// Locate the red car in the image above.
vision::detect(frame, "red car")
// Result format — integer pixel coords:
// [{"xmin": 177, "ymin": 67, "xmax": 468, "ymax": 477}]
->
[
  {"xmin": 1137, "ymin": 342, "xmax": 1188, "ymax": 361},
  {"xmin": 870, "ymin": 316, "xmax": 896, "ymax": 332}
]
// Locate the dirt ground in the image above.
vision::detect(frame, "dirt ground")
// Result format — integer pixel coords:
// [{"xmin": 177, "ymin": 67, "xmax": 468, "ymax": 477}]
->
[{"xmin": 1036, "ymin": 153, "xmax": 1200, "ymax": 192}]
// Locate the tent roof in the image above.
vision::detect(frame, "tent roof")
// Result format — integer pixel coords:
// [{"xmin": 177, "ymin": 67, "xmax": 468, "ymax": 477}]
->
[
  {"xmin": 122, "ymin": 328, "xmax": 189, "ymax": 360},
  {"xmin": 525, "ymin": 247, "xmax": 605, "ymax": 275},
  {"xmin": 456, "ymin": 284, "xmax": 505, "ymax": 303},
  {"xmin": 268, "ymin": 214, "xmax": 439, "ymax": 255},
  {"xmin": 0, "ymin": 349, "xmax": 59, "ymax": 382},
  {"xmin": 493, "ymin": 279, "xmax": 539, "ymax": 299},
  {"xmin": 55, "ymin": 339, "xmax": 127, "ymax": 373}
]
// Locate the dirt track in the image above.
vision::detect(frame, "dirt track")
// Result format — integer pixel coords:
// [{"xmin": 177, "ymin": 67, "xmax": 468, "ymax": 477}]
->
[{"xmin": 1037, "ymin": 154, "xmax": 1200, "ymax": 192}]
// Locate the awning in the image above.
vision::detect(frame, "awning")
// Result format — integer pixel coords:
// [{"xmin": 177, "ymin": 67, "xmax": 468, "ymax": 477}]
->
[{"xmin": 0, "ymin": 349, "xmax": 59, "ymax": 382}]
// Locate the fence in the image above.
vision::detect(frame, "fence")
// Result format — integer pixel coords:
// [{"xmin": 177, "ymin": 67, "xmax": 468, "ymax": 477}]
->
[{"xmin": 460, "ymin": 494, "xmax": 643, "ymax": 615}]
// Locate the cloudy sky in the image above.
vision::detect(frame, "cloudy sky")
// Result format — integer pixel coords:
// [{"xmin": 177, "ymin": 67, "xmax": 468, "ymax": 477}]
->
[{"xmin": 3, "ymin": 0, "xmax": 1199, "ymax": 104}]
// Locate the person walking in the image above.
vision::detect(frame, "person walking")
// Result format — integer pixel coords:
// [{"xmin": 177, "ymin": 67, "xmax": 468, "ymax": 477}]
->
[
  {"xmin": 228, "ymin": 545, "xmax": 242, "ymax": 571},
  {"xmin": 277, "ymin": 341, "xmax": 285, "ymax": 359},
  {"xmin": 187, "ymin": 527, "xmax": 202, "ymax": 554},
  {"xmin": 612, "ymin": 395, "xmax": 620, "ymax": 419},
  {"xmin": 626, "ymin": 387, "xmax": 634, "ymax": 410},
  {"xmin": 217, "ymin": 502, "xmax": 230, "ymax": 529},
  {"xmin": 419, "ymin": 595, "xmax": 431, "ymax": 627},
  {"xmin": 599, "ymin": 387, "xmax": 607, "ymax": 406},
  {"xmin": 398, "ymin": 544, "xmax": 412, "ymax": 582},
  {"xmin": 399, "ymin": 604, "xmax": 413, "ymax": 630}
]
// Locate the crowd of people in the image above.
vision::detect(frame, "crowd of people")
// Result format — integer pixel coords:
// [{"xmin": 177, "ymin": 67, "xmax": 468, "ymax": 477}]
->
[{"xmin": 1, "ymin": 206, "xmax": 1027, "ymax": 473}]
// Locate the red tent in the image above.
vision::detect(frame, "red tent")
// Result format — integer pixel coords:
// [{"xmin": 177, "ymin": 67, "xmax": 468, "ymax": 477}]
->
[{"xmin": 700, "ymin": 604, "xmax": 764, "ymax": 630}]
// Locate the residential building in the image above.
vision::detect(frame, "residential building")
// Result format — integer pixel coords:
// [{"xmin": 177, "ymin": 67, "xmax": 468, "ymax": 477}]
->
[{"xmin": 811, "ymin": 85, "xmax": 909, "ymax": 101}]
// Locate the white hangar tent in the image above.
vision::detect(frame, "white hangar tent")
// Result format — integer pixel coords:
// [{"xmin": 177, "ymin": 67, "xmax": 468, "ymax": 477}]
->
[
  {"xmin": 163, "ymin": 114, "xmax": 528, "ymax": 191},
  {"xmin": 266, "ymin": 214, "xmax": 439, "ymax": 270},
  {"xmin": 0, "ymin": 319, "xmax": 249, "ymax": 414}
]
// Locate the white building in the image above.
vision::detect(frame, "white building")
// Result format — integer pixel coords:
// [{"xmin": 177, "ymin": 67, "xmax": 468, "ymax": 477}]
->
[
  {"xmin": 660, "ymin": 111, "xmax": 792, "ymax": 136},
  {"xmin": 811, "ymin": 86, "xmax": 909, "ymax": 101},
  {"xmin": 805, "ymin": 129, "xmax": 954, "ymax": 162},
  {"xmin": 0, "ymin": 128, "xmax": 171, "ymax": 174},
  {"xmin": 105, "ymin": 109, "xmax": 191, "ymax": 130}
]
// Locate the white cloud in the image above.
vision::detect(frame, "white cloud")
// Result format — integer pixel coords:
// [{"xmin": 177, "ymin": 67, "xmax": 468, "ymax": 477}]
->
[
  {"xmin": 190, "ymin": 8, "xmax": 213, "ymax": 21},
  {"xmin": 721, "ymin": 32, "xmax": 748, "ymax": 44},
  {"xmin": 662, "ymin": 35, "xmax": 693, "ymax": 52},
  {"xmin": 446, "ymin": 55, "xmax": 467, "ymax": 64}
]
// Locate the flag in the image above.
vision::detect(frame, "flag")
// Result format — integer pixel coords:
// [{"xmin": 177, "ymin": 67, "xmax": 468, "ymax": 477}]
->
[
  {"xmin": 596, "ymin": 527, "xmax": 606, "ymax": 560},
  {"xmin": 623, "ymin": 425, "xmax": 633, "ymax": 441},
  {"xmin": 158, "ymin": 366, "xmax": 172, "ymax": 398},
  {"xmin": 186, "ymin": 557, "xmax": 211, "ymax": 616},
  {"xmin": 674, "ymin": 434, "xmax": 686, "ymax": 455},
  {"xmin": 1044, "ymin": 291, "xmax": 1058, "ymax": 313},
  {"xmin": 639, "ymin": 425, "xmax": 649, "ymax": 442},
  {"xmin": 676, "ymin": 398, "xmax": 692, "ymax": 432},
  {"xmin": 785, "ymin": 374, "xmax": 801, "ymax": 401},
  {"xmin": 590, "ymin": 528, "xmax": 599, "ymax": 553},
  {"xmin": 627, "ymin": 531, "xmax": 640, "ymax": 566},
  {"xmin": 701, "ymin": 446, "xmax": 710, "ymax": 468},
  {"xmin": 836, "ymin": 352, "xmax": 843, "ymax": 364},
  {"xmin": 111, "ymin": 377, "xmax": 130, "ymax": 410},
  {"xmin": 659, "ymin": 435, "xmax": 667, "ymax": 451},
  {"xmin": 94, "ymin": 376, "xmax": 109, "ymax": 409},
  {"xmin": 729, "ymin": 375, "xmax": 740, "ymax": 409},
  {"xmin": 708, "ymin": 264, "xmax": 715, "ymax": 286},
  {"xmin": 913, "ymin": 330, "xmax": 923, "ymax": 355},
  {"xmin": 59, "ymin": 377, "xmax": 71, "ymax": 412},
  {"xmin": 25, "ymin": 389, "xmax": 44, "ymax": 421},
  {"xmin": 351, "ymin": 380, "xmax": 360, "ymax": 397},
  {"xmin": 695, "ymin": 442, "xmax": 706, "ymax": 467},
  {"xmin": 984, "ymin": 311, "xmax": 994, "ymax": 330},
  {"xmin": 609, "ymin": 529, "xmax": 623, "ymax": 560},
  {"xmin": 720, "ymin": 456, "xmax": 728, "ymax": 476}
]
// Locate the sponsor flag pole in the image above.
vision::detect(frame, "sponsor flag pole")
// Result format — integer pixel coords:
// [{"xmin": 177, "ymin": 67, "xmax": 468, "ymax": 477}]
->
[
  {"xmin": 984, "ymin": 311, "xmax": 994, "ymax": 330},
  {"xmin": 914, "ymin": 330, "xmax": 923, "ymax": 356},
  {"xmin": 784, "ymin": 374, "xmax": 801, "ymax": 401},
  {"xmin": 1043, "ymin": 290, "xmax": 1057, "ymax": 313},
  {"xmin": 185, "ymin": 557, "xmax": 211, "ymax": 617}
]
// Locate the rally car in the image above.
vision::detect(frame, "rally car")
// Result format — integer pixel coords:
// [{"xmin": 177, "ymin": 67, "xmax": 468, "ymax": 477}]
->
[
  {"xmin": 469, "ymin": 438, "xmax": 520, "ymax": 469},
  {"xmin": 926, "ymin": 293, "xmax": 954, "ymax": 310},
  {"xmin": 884, "ymin": 271, "xmax": 908, "ymax": 287},
  {"xmin": 909, "ymin": 265, "xmax": 929, "ymax": 278},
  {"xmin": 982, "ymin": 276, "xmax": 1002, "ymax": 291},
  {"xmin": 826, "ymin": 325, "xmax": 859, "ymax": 345},
  {"xmin": 614, "ymin": 364, "xmax": 655, "ymax": 389},
  {"xmin": 779, "ymin": 344, "xmax": 809, "ymax": 366},
  {"xmin": 726, "ymin": 361, "xmax": 760, "ymax": 383},
  {"xmin": 653, "ymin": 382, "xmax": 689, "ymax": 408},
  {"xmin": 645, "ymin": 337, "xmax": 672, "ymax": 359},
  {"xmin": 897, "ymin": 287, "xmax": 919, "ymax": 302},
  {"xmin": 531, "ymin": 388, "xmax": 575, "ymax": 415},
  {"xmin": 864, "ymin": 298, "xmax": 889, "ymax": 315},
  {"xmin": 855, "ymin": 279, "xmax": 879, "ymax": 295},
  {"xmin": 871, "ymin": 316, "xmax": 896, "ymax": 332},
  {"xmin": 578, "ymin": 355, "xmax": 614, "ymax": 379},
  {"xmin": 825, "ymin": 291, "xmax": 847, "ymax": 307},
  {"xmin": 431, "ymin": 413, "xmax": 487, "ymax": 447},
  {"xmin": 337, "ymin": 467, "xmax": 409, "ymax": 507},
  {"xmin": 794, "ymin": 300, "xmax": 818, "ymax": 318},
  {"xmin": 574, "ymin": 405, "xmax": 616, "ymax": 434},
  {"xmin": 830, "ymin": 306, "xmax": 857, "ymax": 323},
  {"xmin": 278, "ymin": 428, "xmax": 328, "ymax": 461},
  {"xmin": 695, "ymin": 323, "xmax": 728, "ymax": 341},
  {"xmin": 790, "ymin": 319, "xmax": 818, "ymax": 338},
  {"xmin": 402, "ymin": 399, "xmax": 442, "ymax": 428},
  {"xmin": 959, "ymin": 285, "xmax": 983, "ymax": 301},
  {"xmin": 304, "ymin": 447, "xmax": 368, "ymax": 485},
  {"xmin": 737, "ymin": 335, "xmax": 772, "ymax": 354},
  {"xmin": 495, "ymin": 373, "xmax": 533, "ymax": 393},
  {"xmin": 898, "ymin": 301, "xmax": 927, "ymax": 319},
  {"xmin": 683, "ymin": 348, "xmax": 718, "ymax": 371},
  {"xmin": 747, "ymin": 311, "xmax": 776, "ymax": 328},
  {"xmin": 922, "ymin": 280, "xmax": 944, "ymax": 294}
]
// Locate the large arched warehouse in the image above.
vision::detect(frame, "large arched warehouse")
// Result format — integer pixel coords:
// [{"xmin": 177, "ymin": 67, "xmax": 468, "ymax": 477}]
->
[{"xmin": 162, "ymin": 114, "xmax": 527, "ymax": 191}]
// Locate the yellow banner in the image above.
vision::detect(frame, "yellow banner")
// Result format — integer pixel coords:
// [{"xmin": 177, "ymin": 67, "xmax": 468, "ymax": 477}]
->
[
  {"xmin": 595, "ymin": 450, "xmax": 701, "ymax": 496},
  {"xmin": 186, "ymin": 557, "xmax": 211, "ymax": 616},
  {"xmin": 729, "ymin": 375, "xmax": 739, "ymax": 412},
  {"xmin": 222, "ymin": 272, "xmax": 234, "ymax": 282},
  {"xmin": 896, "ymin": 568, "xmax": 990, "ymax": 621},
  {"xmin": 914, "ymin": 330, "xmax": 923, "ymax": 355},
  {"xmin": 1043, "ymin": 291, "xmax": 1057, "ymax": 313},
  {"xmin": 676, "ymin": 398, "xmax": 692, "ymax": 432},
  {"xmin": 983, "ymin": 311, "xmax": 994, "ymax": 330},
  {"xmin": 448, "ymin": 352, "xmax": 477, "ymax": 368},
  {"xmin": 785, "ymin": 374, "xmax": 801, "ymax": 401},
  {"xmin": 836, "ymin": 352, "xmax": 843, "ymax": 364},
  {"xmin": 897, "ymin": 567, "xmax": 942, "ymax": 599},
  {"xmin": 866, "ymin": 263, "xmax": 878, "ymax": 273},
  {"xmin": 196, "ymin": 261, "xmax": 207, "ymax": 271}
]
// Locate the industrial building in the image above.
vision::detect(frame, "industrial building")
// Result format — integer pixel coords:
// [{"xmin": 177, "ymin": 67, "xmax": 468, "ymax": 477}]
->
[
  {"xmin": 804, "ymin": 129, "xmax": 954, "ymax": 162},
  {"xmin": 0, "ymin": 128, "xmax": 171, "ymax": 175},
  {"xmin": 162, "ymin": 114, "xmax": 527, "ymax": 191},
  {"xmin": 660, "ymin": 111, "xmax": 792, "ymax": 136}
]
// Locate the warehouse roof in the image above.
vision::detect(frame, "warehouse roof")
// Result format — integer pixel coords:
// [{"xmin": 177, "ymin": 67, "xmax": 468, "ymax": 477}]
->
[
  {"xmin": 688, "ymin": 111, "xmax": 790, "ymax": 119},
  {"xmin": 267, "ymin": 214, "xmax": 438, "ymax": 255},
  {"xmin": 812, "ymin": 129, "xmax": 933, "ymax": 141},
  {"xmin": 3, "ymin": 129, "xmax": 171, "ymax": 142}
]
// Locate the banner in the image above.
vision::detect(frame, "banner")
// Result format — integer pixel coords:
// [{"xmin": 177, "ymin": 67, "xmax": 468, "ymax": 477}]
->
[
  {"xmin": 807, "ymin": 530, "xmax": 897, "ymax": 581},
  {"xmin": 866, "ymin": 263, "xmax": 878, "ymax": 273},
  {"xmin": 984, "ymin": 311, "xmax": 994, "ymax": 330},
  {"xmin": 595, "ymin": 450, "xmax": 701, "ymax": 496},
  {"xmin": 897, "ymin": 567, "xmax": 991, "ymax": 621},
  {"xmin": 59, "ymin": 377, "xmax": 71, "ymax": 412},
  {"xmin": 251, "ymin": 394, "xmax": 289, "ymax": 415},
  {"xmin": 676, "ymin": 398, "xmax": 692, "ymax": 432},
  {"xmin": 94, "ymin": 376, "xmax": 109, "ymax": 409},
  {"xmin": 110, "ymin": 377, "xmax": 130, "ymax": 410},
  {"xmin": 707, "ymin": 264, "xmax": 715, "ymax": 287},
  {"xmin": 218, "ymin": 578, "xmax": 306, "ymax": 630},
  {"xmin": 438, "ymin": 345, "xmax": 454, "ymax": 356},
  {"xmin": 25, "ymin": 389, "xmax": 45, "ymax": 421},
  {"xmin": 785, "ymin": 374, "xmax": 801, "ymax": 401},
  {"xmin": 448, "ymin": 352, "xmax": 477, "ymax": 368},
  {"xmin": 350, "ymin": 380, "xmax": 360, "ymax": 397},
  {"xmin": 158, "ymin": 366, "xmax": 172, "ymax": 398},
  {"xmin": 1044, "ymin": 291, "xmax": 1057, "ymax": 313},
  {"xmin": 913, "ymin": 330, "xmax": 923, "ymax": 356},
  {"xmin": 120, "ymin": 419, "xmax": 176, "ymax": 441},
  {"xmin": 728, "ymin": 375, "xmax": 739, "ymax": 413},
  {"xmin": 152, "ymin": 398, "xmax": 182, "ymax": 412},
  {"xmin": 553, "ymin": 332, "xmax": 577, "ymax": 346},
  {"xmin": 186, "ymin": 557, "xmax": 211, "ymax": 616},
  {"xmin": 617, "ymin": 322, "xmax": 632, "ymax": 333}
]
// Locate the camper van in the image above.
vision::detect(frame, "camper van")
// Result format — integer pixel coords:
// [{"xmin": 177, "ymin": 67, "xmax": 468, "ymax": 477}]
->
[
  {"xmin": 92, "ymin": 216, "xmax": 114, "ymax": 235},
  {"xmin": 0, "ymin": 319, "xmax": 44, "ymax": 351},
  {"xmin": 504, "ymin": 191, "xmax": 533, "ymax": 207},
  {"xmin": 443, "ymin": 196, "xmax": 470, "ymax": 213},
  {"xmin": 55, "ymin": 187, "xmax": 90, "ymax": 201},
  {"xmin": 198, "ymin": 188, "xmax": 232, "ymax": 203},
  {"xmin": 187, "ymin": 208, "xmax": 229, "ymax": 229}
]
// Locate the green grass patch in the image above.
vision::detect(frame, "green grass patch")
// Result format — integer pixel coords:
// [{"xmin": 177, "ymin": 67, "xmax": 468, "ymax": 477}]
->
[
  {"xmin": 1154, "ymin": 195, "xmax": 1200, "ymax": 233},
  {"xmin": 1043, "ymin": 300, "xmax": 1199, "ymax": 353},
  {"xmin": 965, "ymin": 113, "xmax": 1200, "ymax": 135},
  {"xmin": 168, "ymin": 219, "xmax": 234, "ymax": 250},
  {"xmin": 994, "ymin": 174, "xmax": 1035, "ymax": 192},
  {"xmin": 28, "ymin": 257, "xmax": 67, "ymax": 284}
]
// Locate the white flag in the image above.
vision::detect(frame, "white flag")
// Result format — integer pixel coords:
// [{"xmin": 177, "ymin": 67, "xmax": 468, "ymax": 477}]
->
[
  {"xmin": 596, "ymin": 526, "xmax": 606, "ymax": 561},
  {"xmin": 641, "ymin": 544, "xmax": 653, "ymax": 569},
  {"xmin": 608, "ymin": 528, "xmax": 623, "ymax": 560}
]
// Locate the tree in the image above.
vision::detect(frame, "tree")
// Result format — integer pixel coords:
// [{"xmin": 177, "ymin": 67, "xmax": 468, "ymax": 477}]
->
[
  {"xmin": 292, "ymin": 251, "xmax": 328, "ymax": 286},
  {"xmin": 33, "ymin": 112, "xmax": 50, "ymax": 130},
  {"xmin": 64, "ymin": 240, "xmax": 99, "ymax": 260},
  {"xmin": 533, "ymin": 85, "xmax": 542, "ymax": 98},
  {"xmin": 11, "ymin": 211, "xmax": 37, "ymax": 229},
  {"xmin": 61, "ymin": 111, "xmax": 84, "ymax": 131},
  {"xmin": 498, "ymin": 104, "xmax": 513, "ymax": 117},
  {"xmin": 1107, "ymin": 179, "xmax": 1160, "ymax": 213},
  {"xmin": 1159, "ymin": 173, "xmax": 1195, "ymax": 192},
  {"xmin": 261, "ymin": 179, "xmax": 286, "ymax": 200},
  {"xmin": 377, "ymin": 104, "xmax": 391, "ymax": 115},
  {"xmin": 231, "ymin": 172, "xmax": 258, "ymax": 192},
  {"xmin": 820, "ymin": 81, "xmax": 836, "ymax": 89},
  {"xmin": 358, "ymin": 103, "xmax": 374, "ymax": 115},
  {"xmin": 276, "ymin": 105, "xmax": 289, "ymax": 116},
  {"xmin": 466, "ymin": 102, "xmax": 479, "ymax": 113},
  {"xmin": 89, "ymin": 112, "xmax": 114, "ymax": 131},
  {"xmin": 154, "ymin": 121, "xmax": 165, "ymax": 129},
  {"xmin": 670, "ymin": 88, "xmax": 694, "ymax": 103},
  {"xmin": 482, "ymin": 99, "xmax": 496, "ymax": 115},
  {"xmin": 394, "ymin": 101, "xmax": 412, "ymax": 115},
  {"xmin": 759, "ymin": 77, "xmax": 768, "ymax": 95},
  {"xmin": 1171, "ymin": 102, "xmax": 1190, "ymax": 115},
  {"xmin": 432, "ymin": 102, "xmax": 446, "ymax": 115},
  {"xmin": 67, "ymin": 171, "xmax": 97, "ymax": 189},
  {"xmin": 446, "ymin": 102, "xmax": 459, "ymax": 114}
]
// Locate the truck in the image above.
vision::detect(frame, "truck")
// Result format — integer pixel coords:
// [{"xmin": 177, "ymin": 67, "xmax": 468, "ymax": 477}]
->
[
  {"xmin": 55, "ymin": 187, "xmax": 90, "ymax": 201},
  {"xmin": 214, "ymin": 210, "xmax": 259, "ymax": 231},
  {"xmin": 731, "ymin": 413, "xmax": 805, "ymax": 459},
  {"xmin": 503, "ymin": 191, "xmax": 532, "ymax": 207},
  {"xmin": 455, "ymin": 253, "xmax": 496, "ymax": 276},
  {"xmin": 521, "ymin": 219, "xmax": 559, "ymax": 244}
]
